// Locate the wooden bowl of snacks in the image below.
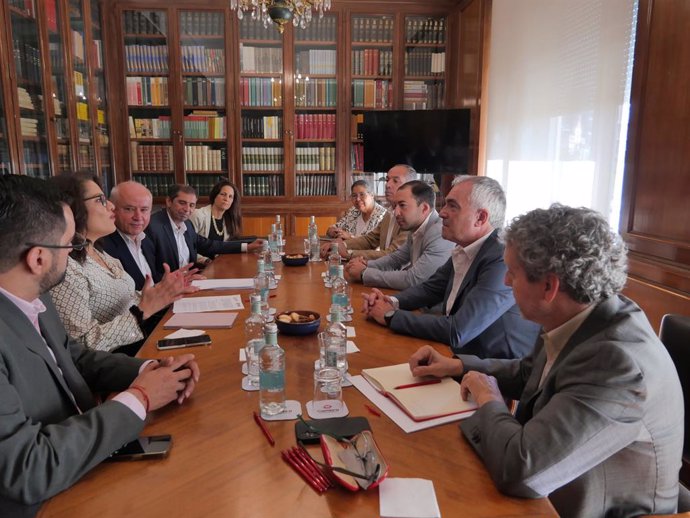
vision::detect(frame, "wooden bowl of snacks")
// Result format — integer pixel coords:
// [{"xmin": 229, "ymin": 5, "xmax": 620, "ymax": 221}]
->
[
  {"xmin": 275, "ymin": 310, "xmax": 321, "ymax": 335},
  {"xmin": 282, "ymin": 253, "xmax": 309, "ymax": 266}
]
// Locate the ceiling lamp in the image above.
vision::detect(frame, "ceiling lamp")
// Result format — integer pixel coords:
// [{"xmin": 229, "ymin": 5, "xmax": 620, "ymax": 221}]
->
[{"xmin": 230, "ymin": 0, "xmax": 332, "ymax": 33}]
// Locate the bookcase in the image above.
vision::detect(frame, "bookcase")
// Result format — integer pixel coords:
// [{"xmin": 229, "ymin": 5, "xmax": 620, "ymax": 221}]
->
[{"xmin": 0, "ymin": 0, "xmax": 114, "ymax": 186}]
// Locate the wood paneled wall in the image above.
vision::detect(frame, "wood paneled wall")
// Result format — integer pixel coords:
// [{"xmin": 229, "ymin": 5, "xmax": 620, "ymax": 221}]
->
[{"xmin": 620, "ymin": 0, "xmax": 690, "ymax": 332}]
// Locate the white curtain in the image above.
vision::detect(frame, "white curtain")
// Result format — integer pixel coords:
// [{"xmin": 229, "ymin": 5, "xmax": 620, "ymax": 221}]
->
[{"xmin": 484, "ymin": 0, "xmax": 637, "ymax": 229}]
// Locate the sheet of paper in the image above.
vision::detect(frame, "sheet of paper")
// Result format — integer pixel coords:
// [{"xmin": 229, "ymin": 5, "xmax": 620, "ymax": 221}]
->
[
  {"xmin": 346, "ymin": 326, "xmax": 356, "ymax": 337},
  {"xmin": 379, "ymin": 478, "xmax": 441, "ymax": 518},
  {"xmin": 349, "ymin": 375, "xmax": 474, "ymax": 433},
  {"xmin": 192, "ymin": 278, "xmax": 254, "ymax": 290},
  {"xmin": 346, "ymin": 340, "xmax": 359, "ymax": 353},
  {"xmin": 173, "ymin": 295, "xmax": 244, "ymax": 313},
  {"xmin": 164, "ymin": 329, "xmax": 206, "ymax": 339},
  {"xmin": 164, "ymin": 312, "xmax": 237, "ymax": 329}
]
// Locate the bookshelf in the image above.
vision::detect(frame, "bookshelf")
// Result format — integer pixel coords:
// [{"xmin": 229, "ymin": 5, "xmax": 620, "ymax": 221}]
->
[{"xmin": 403, "ymin": 15, "xmax": 446, "ymax": 110}]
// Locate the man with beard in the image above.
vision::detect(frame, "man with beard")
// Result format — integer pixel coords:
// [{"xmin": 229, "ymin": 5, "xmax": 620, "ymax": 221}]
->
[{"xmin": 0, "ymin": 176, "xmax": 200, "ymax": 517}]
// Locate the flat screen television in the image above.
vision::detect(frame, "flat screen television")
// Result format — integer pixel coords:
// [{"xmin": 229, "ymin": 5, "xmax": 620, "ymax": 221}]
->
[{"xmin": 362, "ymin": 109, "xmax": 471, "ymax": 174}]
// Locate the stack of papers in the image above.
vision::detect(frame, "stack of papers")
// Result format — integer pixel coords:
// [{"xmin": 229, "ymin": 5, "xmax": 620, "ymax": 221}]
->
[
  {"xmin": 192, "ymin": 278, "xmax": 254, "ymax": 290},
  {"xmin": 164, "ymin": 295, "xmax": 243, "ymax": 330},
  {"xmin": 172, "ymin": 295, "xmax": 243, "ymax": 313}
]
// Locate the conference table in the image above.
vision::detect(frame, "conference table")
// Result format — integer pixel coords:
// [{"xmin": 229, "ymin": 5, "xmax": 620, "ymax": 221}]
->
[{"xmin": 38, "ymin": 240, "xmax": 557, "ymax": 517}]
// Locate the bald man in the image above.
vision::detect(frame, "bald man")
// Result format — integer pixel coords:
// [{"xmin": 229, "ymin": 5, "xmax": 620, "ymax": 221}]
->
[{"xmin": 101, "ymin": 181, "xmax": 160, "ymax": 290}]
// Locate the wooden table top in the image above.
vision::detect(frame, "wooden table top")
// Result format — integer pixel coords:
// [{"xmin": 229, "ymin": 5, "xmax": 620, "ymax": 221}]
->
[{"xmin": 38, "ymin": 242, "xmax": 556, "ymax": 518}]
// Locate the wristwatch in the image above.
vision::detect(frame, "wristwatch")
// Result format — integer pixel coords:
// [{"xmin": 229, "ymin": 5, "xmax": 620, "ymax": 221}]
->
[{"xmin": 384, "ymin": 310, "xmax": 395, "ymax": 327}]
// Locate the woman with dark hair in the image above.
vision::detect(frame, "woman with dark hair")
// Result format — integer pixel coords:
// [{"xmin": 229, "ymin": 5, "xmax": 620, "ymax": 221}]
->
[
  {"xmin": 190, "ymin": 180, "xmax": 242, "ymax": 242},
  {"xmin": 327, "ymin": 179, "xmax": 386, "ymax": 239},
  {"xmin": 49, "ymin": 173, "xmax": 195, "ymax": 355}
]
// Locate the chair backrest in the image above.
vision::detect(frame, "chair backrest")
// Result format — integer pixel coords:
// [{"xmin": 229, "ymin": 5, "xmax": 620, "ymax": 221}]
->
[{"xmin": 660, "ymin": 314, "xmax": 690, "ymax": 485}]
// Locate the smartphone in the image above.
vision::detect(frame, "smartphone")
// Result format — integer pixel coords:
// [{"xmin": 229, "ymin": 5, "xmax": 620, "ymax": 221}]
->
[
  {"xmin": 157, "ymin": 334, "xmax": 212, "ymax": 350},
  {"xmin": 107, "ymin": 435, "xmax": 172, "ymax": 461}
]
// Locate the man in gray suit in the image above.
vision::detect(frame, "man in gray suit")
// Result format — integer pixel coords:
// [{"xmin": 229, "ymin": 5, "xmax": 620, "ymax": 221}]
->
[
  {"xmin": 363, "ymin": 175, "xmax": 539, "ymax": 359},
  {"xmin": 409, "ymin": 204, "xmax": 683, "ymax": 517},
  {"xmin": 0, "ymin": 175, "xmax": 200, "ymax": 517},
  {"xmin": 345, "ymin": 180, "xmax": 454, "ymax": 290}
]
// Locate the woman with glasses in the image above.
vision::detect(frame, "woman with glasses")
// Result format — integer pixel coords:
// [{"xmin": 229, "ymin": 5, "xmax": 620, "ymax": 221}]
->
[
  {"xmin": 49, "ymin": 173, "xmax": 195, "ymax": 355},
  {"xmin": 326, "ymin": 180, "xmax": 386, "ymax": 239}
]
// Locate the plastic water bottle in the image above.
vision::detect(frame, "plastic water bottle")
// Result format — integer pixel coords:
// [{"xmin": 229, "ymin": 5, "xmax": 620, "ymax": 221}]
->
[
  {"xmin": 324, "ymin": 304, "xmax": 347, "ymax": 375},
  {"xmin": 259, "ymin": 322, "xmax": 286, "ymax": 415},
  {"xmin": 331, "ymin": 265, "xmax": 350, "ymax": 314},
  {"xmin": 327, "ymin": 242, "xmax": 341, "ymax": 285},
  {"xmin": 269, "ymin": 223, "xmax": 280, "ymax": 262},
  {"xmin": 244, "ymin": 294, "xmax": 265, "ymax": 388},
  {"xmin": 261, "ymin": 242, "xmax": 277, "ymax": 289},
  {"xmin": 275, "ymin": 214, "xmax": 283, "ymax": 235},
  {"xmin": 308, "ymin": 215, "xmax": 320, "ymax": 262},
  {"xmin": 276, "ymin": 224, "xmax": 284, "ymax": 258},
  {"xmin": 254, "ymin": 258, "xmax": 270, "ymax": 320}
]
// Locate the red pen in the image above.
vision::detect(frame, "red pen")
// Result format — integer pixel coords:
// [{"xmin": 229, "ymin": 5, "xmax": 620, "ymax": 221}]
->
[
  {"xmin": 253, "ymin": 411, "xmax": 275, "ymax": 447},
  {"xmin": 293, "ymin": 447, "xmax": 333, "ymax": 488},
  {"xmin": 283, "ymin": 450, "xmax": 327, "ymax": 493},
  {"xmin": 364, "ymin": 404, "xmax": 382, "ymax": 417},
  {"xmin": 394, "ymin": 379, "xmax": 442, "ymax": 390}
]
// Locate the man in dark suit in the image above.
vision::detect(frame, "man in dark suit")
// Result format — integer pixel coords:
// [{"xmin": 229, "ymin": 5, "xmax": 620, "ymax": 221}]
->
[
  {"xmin": 408, "ymin": 204, "xmax": 683, "ymax": 517},
  {"xmin": 146, "ymin": 184, "xmax": 262, "ymax": 274},
  {"xmin": 0, "ymin": 175, "xmax": 200, "ymax": 517},
  {"xmin": 363, "ymin": 175, "xmax": 539, "ymax": 359},
  {"xmin": 101, "ymin": 181, "xmax": 159, "ymax": 290}
]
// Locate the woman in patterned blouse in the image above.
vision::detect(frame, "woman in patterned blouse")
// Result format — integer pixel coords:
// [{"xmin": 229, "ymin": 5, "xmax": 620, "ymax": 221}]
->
[
  {"xmin": 49, "ymin": 174, "xmax": 196, "ymax": 355},
  {"xmin": 326, "ymin": 180, "xmax": 386, "ymax": 239}
]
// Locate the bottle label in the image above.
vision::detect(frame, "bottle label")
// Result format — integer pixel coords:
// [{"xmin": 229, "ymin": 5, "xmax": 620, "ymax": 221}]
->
[
  {"xmin": 260, "ymin": 287, "xmax": 269, "ymax": 302},
  {"xmin": 324, "ymin": 350, "xmax": 338, "ymax": 368},
  {"xmin": 331, "ymin": 293, "xmax": 348, "ymax": 307},
  {"xmin": 260, "ymin": 370, "xmax": 285, "ymax": 391},
  {"xmin": 328, "ymin": 265, "xmax": 339, "ymax": 278}
]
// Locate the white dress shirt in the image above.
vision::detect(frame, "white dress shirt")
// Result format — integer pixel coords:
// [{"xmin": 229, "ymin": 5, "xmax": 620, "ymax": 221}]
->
[
  {"xmin": 445, "ymin": 231, "xmax": 493, "ymax": 315},
  {"xmin": 117, "ymin": 229, "xmax": 153, "ymax": 280},
  {"xmin": 167, "ymin": 212, "xmax": 190, "ymax": 267}
]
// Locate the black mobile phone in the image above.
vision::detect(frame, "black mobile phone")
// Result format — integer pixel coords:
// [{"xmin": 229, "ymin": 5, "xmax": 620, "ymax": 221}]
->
[
  {"xmin": 107, "ymin": 435, "xmax": 172, "ymax": 461},
  {"xmin": 156, "ymin": 334, "xmax": 212, "ymax": 350},
  {"xmin": 295, "ymin": 417, "xmax": 371, "ymax": 444}
]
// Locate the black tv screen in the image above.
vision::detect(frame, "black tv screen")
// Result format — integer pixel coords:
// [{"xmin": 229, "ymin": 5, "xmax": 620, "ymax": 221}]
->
[{"xmin": 362, "ymin": 109, "xmax": 470, "ymax": 174}]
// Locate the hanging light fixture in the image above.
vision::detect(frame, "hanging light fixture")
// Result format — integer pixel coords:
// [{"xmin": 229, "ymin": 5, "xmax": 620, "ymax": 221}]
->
[{"xmin": 230, "ymin": 0, "xmax": 332, "ymax": 33}]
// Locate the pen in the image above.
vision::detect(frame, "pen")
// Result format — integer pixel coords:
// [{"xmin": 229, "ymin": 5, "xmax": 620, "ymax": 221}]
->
[
  {"xmin": 253, "ymin": 411, "xmax": 275, "ymax": 447},
  {"xmin": 283, "ymin": 450, "xmax": 327, "ymax": 493},
  {"xmin": 293, "ymin": 447, "xmax": 333, "ymax": 488},
  {"xmin": 394, "ymin": 379, "xmax": 442, "ymax": 390},
  {"xmin": 364, "ymin": 404, "xmax": 382, "ymax": 417}
]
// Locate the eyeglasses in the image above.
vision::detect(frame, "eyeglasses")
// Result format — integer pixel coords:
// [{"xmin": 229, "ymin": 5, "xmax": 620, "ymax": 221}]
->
[
  {"xmin": 25, "ymin": 234, "xmax": 88, "ymax": 252},
  {"xmin": 84, "ymin": 193, "xmax": 108, "ymax": 207},
  {"xmin": 296, "ymin": 415, "xmax": 383, "ymax": 489},
  {"xmin": 350, "ymin": 192, "xmax": 370, "ymax": 200}
]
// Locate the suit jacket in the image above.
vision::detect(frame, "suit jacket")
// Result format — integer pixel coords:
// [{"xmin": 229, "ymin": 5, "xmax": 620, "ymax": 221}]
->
[
  {"xmin": 344, "ymin": 211, "xmax": 409, "ymax": 260},
  {"xmin": 146, "ymin": 209, "xmax": 243, "ymax": 273},
  {"xmin": 0, "ymin": 293, "xmax": 145, "ymax": 517},
  {"xmin": 459, "ymin": 295, "xmax": 684, "ymax": 518},
  {"xmin": 362, "ymin": 211, "xmax": 454, "ymax": 290},
  {"xmin": 100, "ymin": 231, "xmax": 160, "ymax": 290},
  {"xmin": 390, "ymin": 230, "xmax": 540, "ymax": 358}
]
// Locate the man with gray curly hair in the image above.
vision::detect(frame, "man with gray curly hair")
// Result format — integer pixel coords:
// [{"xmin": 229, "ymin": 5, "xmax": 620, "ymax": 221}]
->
[{"xmin": 408, "ymin": 204, "xmax": 683, "ymax": 517}]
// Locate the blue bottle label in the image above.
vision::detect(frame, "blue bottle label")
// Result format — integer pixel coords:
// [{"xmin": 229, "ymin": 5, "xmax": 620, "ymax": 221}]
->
[{"xmin": 260, "ymin": 371, "xmax": 284, "ymax": 391}]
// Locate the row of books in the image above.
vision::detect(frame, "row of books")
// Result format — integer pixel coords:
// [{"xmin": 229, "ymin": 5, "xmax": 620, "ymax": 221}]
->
[
  {"xmin": 405, "ymin": 50, "xmax": 445, "ymax": 76},
  {"xmin": 406, "ymin": 18, "xmax": 446, "ymax": 45},
  {"xmin": 183, "ymin": 112, "xmax": 226, "ymax": 139},
  {"xmin": 126, "ymin": 76, "xmax": 169, "ymax": 106},
  {"xmin": 239, "ymin": 77, "xmax": 282, "ymax": 107},
  {"xmin": 22, "ymin": 146, "xmax": 50, "ymax": 178},
  {"xmin": 295, "ymin": 146, "xmax": 335, "ymax": 172},
  {"xmin": 73, "ymin": 71, "xmax": 85, "ymax": 97},
  {"xmin": 295, "ymin": 49, "xmax": 336, "ymax": 75},
  {"xmin": 351, "ymin": 142, "xmax": 364, "ymax": 171},
  {"xmin": 352, "ymin": 80, "xmax": 392, "ymax": 109},
  {"xmin": 241, "ymin": 147, "xmax": 284, "ymax": 171},
  {"xmin": 123, "ymin": 11, "xmax": 167, "ymax": 36},
  {"xmin": 129, "ymin": 116, "xmax": 171, "ymax": 138},
  {"xmin": 243, "ymin": 174, "xmax": 284, "ymax": 197},
  {"xmin": 241, "ymin": 115, "xmax": 282, "ymax": 139},
  {"xmin": 295, "ymin": 78, "xmax": 337, "ymax": 108},
  {"xmin": 93, "ymin": 40, "xmax": 103, "ymax": 69},
  {"xmin": 71, "ymin": 30, "xmax": 85, "ymax": 64},
  {"xmin": 20, "ymin": 118, "xmax": 38, "ymax": 137},
  {"xmin": 239, "ymin": 45, "xmax": 282, "ymax": 74},
  {"xmin": 184, "ymin": 145, "xmax": 225, "ymax": 171},
  {"xmin": 125, "ymin": 44, "xmax": 168, "ymax": 73},
  {"xmin": 17, "ymin": 87, "xmax": 34, "ymax": 110},
  {"xmin": 77, "ymin": 146, "xmax": 94, "ymax": 170},
  {"xmin": 352, "ymin": 17, "xmax": 394, "ymax": 44},
  {"xmin": 133, "ymin": 173, "xmax": 175, "ymax": 197},
  {"xmin": 239, "ymin": 16, "xmax": 281, "ymax": 41},
  {"xmin": 181, "ymin": 46, "xmax": 225, "ymax": 74},
  {"xmin": 184, "ymin": 77, "xmax": 225, "ymax": 107},
  {"xmin": 350, "ymin": 113, "xmax": 363, "ymax": 139},
  {"xmin": 129, "ymin": 143, "xmax": 173, "ymax": 171},
  {"xmin": 403, "ymin": 81, "xmax": 445, "ymax": 110},
  {"xmin": 352, "ymin": 49, "xmax": 392, "ymax": 77},
  {"xmin": 294, "ymin": 17, "xmax": 336, "ymax": 42},
  {"xmin": 57, "ymin": 144, "xmax": 70, "ymax": 171},
  {"xmin": 188, "ymin": 173, "xmax": 227, "ymax": 197},
  {"xmin": 296, "ymin": 174, "xmax": 336, "ymax": 196},
  {"xmin": 295, "ymin": 113, "xmax": 336, "ymax": 140},
  {"xmin": 179, "ymin": 12, "xmax": 223, "ymax": 36},
  {"xmin": 12, "ymin": 41, "xmax": 41, "ymax": 83}
]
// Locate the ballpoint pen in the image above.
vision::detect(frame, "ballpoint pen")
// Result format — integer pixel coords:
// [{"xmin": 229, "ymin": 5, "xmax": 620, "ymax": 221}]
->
[
  {"xmin": 394, "ymin": 379, "xmax": 442, "ymax": 390},
  {"xmin": 364, "ymin": 404, "xmax": 381, "ymax": 417},
  {"xmin": 253, "ymin": 411, "xmax": 275, "ymax": 447}
]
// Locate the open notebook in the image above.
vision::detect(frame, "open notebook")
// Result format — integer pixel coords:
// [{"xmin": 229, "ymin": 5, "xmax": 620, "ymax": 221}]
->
[{"xmin": 361, "ymin": 363, "xmax": 476, "ymax": 422}]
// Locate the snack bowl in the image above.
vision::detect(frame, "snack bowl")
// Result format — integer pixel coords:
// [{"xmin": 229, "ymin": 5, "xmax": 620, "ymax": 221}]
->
[
  {"xmin": 282, "ymin": 253, "xmax": 309, "ymax": 266},
  {"xmin": 276, "ymin": 310, "xmax": 321, "ymax": 335}
]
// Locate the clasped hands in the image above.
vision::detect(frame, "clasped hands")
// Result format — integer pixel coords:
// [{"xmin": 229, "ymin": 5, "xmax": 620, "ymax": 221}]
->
[
  {"xmin": 407, "ymin": 345, "xmax": 504, "ymax": 408},
  {"xmin": 361, "ymin": 288, "xmax": 394, "ymax": 325},
  {"xmin": 129, "ymin": 354, "xmax": 200, "ymax": 411}
]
